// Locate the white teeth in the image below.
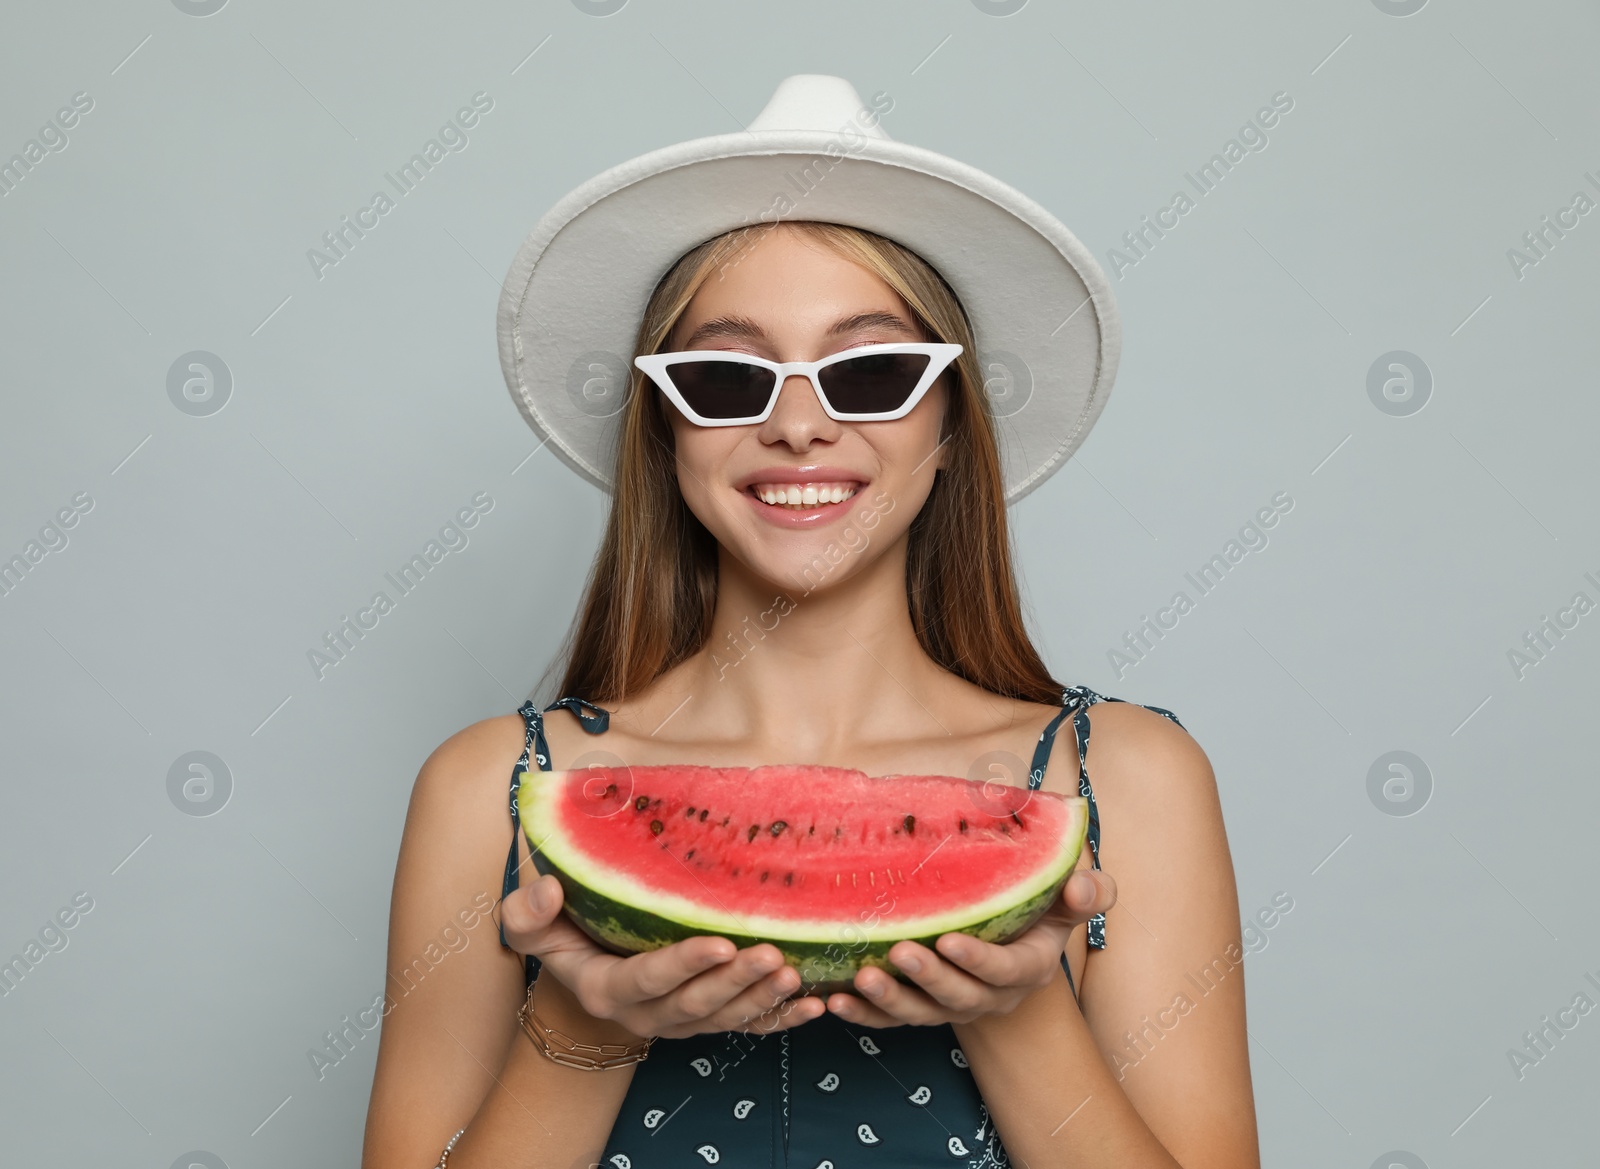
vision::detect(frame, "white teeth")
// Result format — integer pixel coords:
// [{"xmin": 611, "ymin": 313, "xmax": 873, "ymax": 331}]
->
[{"xmin": 750, "ymin": 481, "xmax": 859, "ymax": 509}]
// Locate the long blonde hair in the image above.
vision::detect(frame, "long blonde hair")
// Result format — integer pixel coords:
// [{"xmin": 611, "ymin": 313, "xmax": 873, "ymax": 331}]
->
[{"xmin": 545, "ymin": 220, "xmax": 1063, "ymax": 706}]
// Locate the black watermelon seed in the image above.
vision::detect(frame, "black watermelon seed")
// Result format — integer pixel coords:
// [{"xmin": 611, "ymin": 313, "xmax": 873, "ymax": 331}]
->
[
  {"xmin": 958, "ymin": 818, "xmax": 968, "ymax": 833},
  {"xmin": 722, "ymin": 815, "xmax": 730, "ymax": 827},
  {"xmin": 699, "ymin": 808, "xmax": 709, "ymax": 821},
  {"xmin": 746, "ymin": 824, "xmax": 760, "ymax": 843},
  {"xmin": 685, "ymin": 806, "xmax": 696, "ymax": 817},
  {"xmin": 685, "ymin": 848, "xmax": 695, "ymax": 860},
  {"xmin": 604, "ymin": 783, "xmax": 617, "ymax": 797},
  {"xmin": 650, "ymin": 819, "xmax": 664, "ymax": 835},
  {"xmin": 1010, "ymin": 809, "xmax": 1024, "ymax": 827},
  {"xmin": 634, "ymin": 796, "xmax": 649, "ymax": 811},
  {"xmin": 770, "ymin": 820, "xmax": 787, "ymax": 836},
  {"xmin": 808, "ymin": 825, "xmax": 815, "ymax": 835},
  {"xmin": 784, "ymin": 872, "xmax": 793, "ymax": 885},
  {"xmin": 760, "ymin": 871, "xmax": 769, "ymax": 882},
  {"xmin": 903, "ymin": 814, "xmax": 915, "ymax": 835}
]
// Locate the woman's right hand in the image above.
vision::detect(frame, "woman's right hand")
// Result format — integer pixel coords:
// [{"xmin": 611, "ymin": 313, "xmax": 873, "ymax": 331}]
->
[{"xmin": 500, "ymin": 872, "xmax": 826, "ymax": 1041}]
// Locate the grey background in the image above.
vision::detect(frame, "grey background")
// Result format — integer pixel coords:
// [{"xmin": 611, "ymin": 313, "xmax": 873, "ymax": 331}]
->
[{"xmin": 1, "ymin": 0, "xmax": 1595, "ymax": 1165}]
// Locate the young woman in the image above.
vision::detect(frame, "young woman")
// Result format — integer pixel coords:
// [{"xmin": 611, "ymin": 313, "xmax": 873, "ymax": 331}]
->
[{"xmin": 364, "ymin": 78, "xmax": 1257, "ymax": 1169}]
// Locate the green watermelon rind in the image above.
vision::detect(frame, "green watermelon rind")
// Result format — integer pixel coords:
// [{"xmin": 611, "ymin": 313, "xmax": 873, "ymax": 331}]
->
[{"xmin": 517, "ymin": 769, "xmax": 1088, "ymax": 996}]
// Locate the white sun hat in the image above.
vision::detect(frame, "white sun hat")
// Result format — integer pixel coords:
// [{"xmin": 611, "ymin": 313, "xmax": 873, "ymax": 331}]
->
[{"xmin": 496, "ymin": 73, "xmax": 1119, "ymax": 505}]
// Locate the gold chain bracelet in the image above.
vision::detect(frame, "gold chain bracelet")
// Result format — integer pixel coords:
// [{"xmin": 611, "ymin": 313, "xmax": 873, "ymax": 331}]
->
[{"xmin": 519, "ymin": 978, "xmax": 656, "ymax": 1070}]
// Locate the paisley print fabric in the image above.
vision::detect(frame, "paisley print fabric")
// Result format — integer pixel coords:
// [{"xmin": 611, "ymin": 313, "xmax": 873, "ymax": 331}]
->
[{"xmin": 497, "ymin": 685, "xmax": 1185, "ymax": 1166}]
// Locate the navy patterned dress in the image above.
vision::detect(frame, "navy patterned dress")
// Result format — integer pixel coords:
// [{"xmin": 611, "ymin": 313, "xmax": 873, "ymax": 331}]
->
[{"xmin": 498, "ymin": 685, "xmax": 1184, "ymax": 1167}]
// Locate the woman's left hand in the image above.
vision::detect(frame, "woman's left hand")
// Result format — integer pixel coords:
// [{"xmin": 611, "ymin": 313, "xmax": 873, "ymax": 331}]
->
[{"xmin": 824, "ymin": 866, "xmax": 1116, "ymax": 1027}]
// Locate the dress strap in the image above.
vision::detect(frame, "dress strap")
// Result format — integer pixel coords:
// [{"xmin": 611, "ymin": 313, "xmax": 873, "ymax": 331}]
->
[
  {"xmin": 546, "ymin": 695, "xmax": 611, "ymax": 734},
  {"xmin": 1062, "ymin": 686, "xmax": 1110, "ymax": 951},
  {"xmin": 1034, "ymin": 693, "xmax": 1093, "ymax": 995},
  {"xmin": 1027, "ymin": 704, "xmax": 1076, "ymax": 791},
  {"xmin": 499, "ymin": 697, "xmax": 612, "ymax": 985},
  {"xmin": 1041, "ymin": 685, "xmax": 1187, "ymax": 954},
  {"xmin": 498, "ymin": 702, "xmax": 544, "ymax": 962}
]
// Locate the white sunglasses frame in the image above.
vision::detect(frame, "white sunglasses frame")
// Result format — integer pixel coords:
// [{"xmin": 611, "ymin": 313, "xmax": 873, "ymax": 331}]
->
[{"xmin": 633, "ymin": 341, "xmax": 964, "ymax": 427}]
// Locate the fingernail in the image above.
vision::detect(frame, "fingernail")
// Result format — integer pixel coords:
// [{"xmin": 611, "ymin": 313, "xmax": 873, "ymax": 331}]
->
[
  {"xmin": 897, "ymin": 955, "xmax": 921, "ymax": 974},
  {"xmin": 528, "ymin": 879, "xmax": 550, "ymax": 913},
  {"xmin": 863, "ymin": 980, "xmax": 885, "ymax": 999}
]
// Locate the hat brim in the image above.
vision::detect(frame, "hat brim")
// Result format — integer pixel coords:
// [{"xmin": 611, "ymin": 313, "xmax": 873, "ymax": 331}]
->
[{"xmin": 496, "ymin": 130, "xmax": 1118, "ymax": 505}]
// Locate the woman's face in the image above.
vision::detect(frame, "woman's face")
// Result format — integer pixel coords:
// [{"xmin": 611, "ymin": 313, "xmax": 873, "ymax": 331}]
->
[{"xmin": 661, "ymin": 226, "xmax": 949, "ymax": 594}]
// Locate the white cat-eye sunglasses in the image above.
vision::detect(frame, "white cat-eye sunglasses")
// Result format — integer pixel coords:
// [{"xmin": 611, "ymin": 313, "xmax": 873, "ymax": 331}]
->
[{"xmin": 634, "ymin": 342, "xmax": 963, "ymax": 427}]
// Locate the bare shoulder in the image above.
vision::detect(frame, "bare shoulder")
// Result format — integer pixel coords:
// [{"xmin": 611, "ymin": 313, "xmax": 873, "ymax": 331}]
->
[
  {"xmin": 404, "ymin": 713, "xmax": 528, "ymax": 834},
  {"xmin": 417, "ymin": 711, "xmax": 529, "ymax": 791},
  {"xmin": 390, "ymin": 709, "xmax": 531, "ymax": 941},
  {"xmin": 1036, "ymin": 693, "xmax": 1231, "ymax": 904},
  {"xmin": 1080, "ymin": 698, "xmax": 1229, "ymax": 871},
  {"xmin": 384, "ymin": 711, "xmax": 531, "ymax": 1010},
  {"xmin": 1078, "ymin": 698, "xmax": 1215, "ymax": 806},
  {"xmin": 1034, "ymin": 694, "xmax": 1214, "ymax": 805}
]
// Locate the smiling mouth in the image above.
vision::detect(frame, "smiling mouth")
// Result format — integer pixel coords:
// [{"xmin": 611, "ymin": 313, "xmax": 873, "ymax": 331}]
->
[{"xmin": 747, "ymin": 481, "xmax": 861, "ymax": 509}]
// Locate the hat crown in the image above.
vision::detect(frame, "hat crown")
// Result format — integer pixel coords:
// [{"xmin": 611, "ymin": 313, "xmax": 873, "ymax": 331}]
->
[{"xmin": 745, "ymin": 74, "xmax": 893, "ymax": 140}]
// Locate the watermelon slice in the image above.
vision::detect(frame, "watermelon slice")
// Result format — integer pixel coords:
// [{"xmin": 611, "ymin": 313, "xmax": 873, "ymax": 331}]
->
[{"xmin": 517, "ymin": 763, "xmax": 1087, "ymax": 995}]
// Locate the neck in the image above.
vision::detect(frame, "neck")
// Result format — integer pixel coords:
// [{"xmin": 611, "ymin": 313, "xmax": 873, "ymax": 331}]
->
[{"xmin": 661, "ymin": 534, "xmax": 956, "ymax": 758}]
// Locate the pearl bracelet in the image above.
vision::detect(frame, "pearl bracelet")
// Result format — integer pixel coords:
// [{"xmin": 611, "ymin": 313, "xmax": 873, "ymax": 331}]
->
[{"xmin": 436, "ymin": 1127, "xmax": 464, "ymax": 1167}]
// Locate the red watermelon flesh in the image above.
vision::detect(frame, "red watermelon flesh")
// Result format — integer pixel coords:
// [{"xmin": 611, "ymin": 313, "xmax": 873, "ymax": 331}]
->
[{"xmin": 517, "ymin": 763, "xmax": 1087, "ymax": 994}]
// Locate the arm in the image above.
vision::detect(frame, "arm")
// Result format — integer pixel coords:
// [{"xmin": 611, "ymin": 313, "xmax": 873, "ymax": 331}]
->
[
  {"xmin": 361, "ymin": 716, "xmax": 824, "ymax": 1168},
  {"xmin": 955, "ymin": 702, "xmax": 1259, "ymax": 1168},
  {"xmin": 360, "ymin": 715, "xmax": 644, "ymax": 1169}
]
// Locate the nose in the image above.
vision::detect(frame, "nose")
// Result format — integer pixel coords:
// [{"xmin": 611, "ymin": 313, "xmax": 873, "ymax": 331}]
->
[{"xmin": 756, "ymin": 372, "xmax": 843, "ymax": 449}]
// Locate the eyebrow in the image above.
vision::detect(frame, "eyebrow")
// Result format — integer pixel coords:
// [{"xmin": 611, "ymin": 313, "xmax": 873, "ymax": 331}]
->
[{"xmin": 678, "ymin": 310, "xmax": 921, "ymax": 349}]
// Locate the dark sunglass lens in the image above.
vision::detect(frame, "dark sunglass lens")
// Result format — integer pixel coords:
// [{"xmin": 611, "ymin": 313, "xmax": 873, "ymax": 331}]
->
[
  {"xmin": 669, "ymin": 360, "xmax": 777, "ymax": 419},
  {"xmin": 818, "ymin": 352, "xmax": 931, "ymax": 414}
]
